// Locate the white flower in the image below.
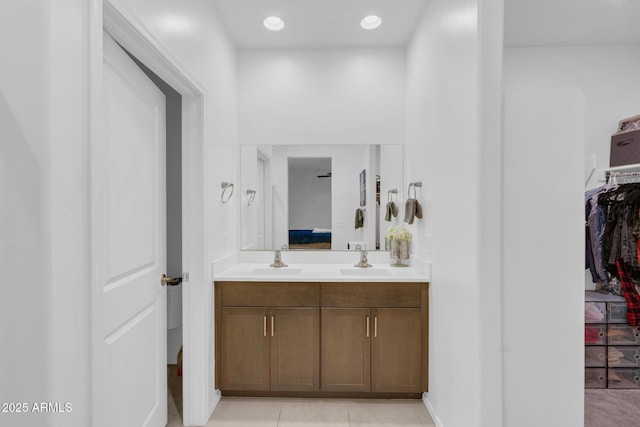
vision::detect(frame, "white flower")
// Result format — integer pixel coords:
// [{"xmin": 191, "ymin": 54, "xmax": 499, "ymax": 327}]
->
[{"xmin": 385, "ymin": 226, "xmax": 412, "ymax": 241}]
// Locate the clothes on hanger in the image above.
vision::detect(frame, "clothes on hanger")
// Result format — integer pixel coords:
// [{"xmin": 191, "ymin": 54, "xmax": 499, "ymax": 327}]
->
[{"xmin": 586, "ymin": 183, "xmax": 640, "ymax": 326}]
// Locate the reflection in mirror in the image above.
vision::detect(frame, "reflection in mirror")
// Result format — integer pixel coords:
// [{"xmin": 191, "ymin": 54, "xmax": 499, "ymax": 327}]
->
[
  {"xmin": 288, "ymin": 157, "xmax": 332, "ymax": 249},
  {"xmin": 241, "ymin": 144, "xmax": 404, "ymax": 251}
]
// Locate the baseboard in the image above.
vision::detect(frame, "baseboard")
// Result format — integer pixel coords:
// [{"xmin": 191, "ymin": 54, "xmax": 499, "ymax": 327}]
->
[
  {"xmin": 209, "ymin": 389, "xmax": 222, "ymax": 417},
  {"xmin": 422, "ymin": 392, "xmax": 443, "ymax": 427}
]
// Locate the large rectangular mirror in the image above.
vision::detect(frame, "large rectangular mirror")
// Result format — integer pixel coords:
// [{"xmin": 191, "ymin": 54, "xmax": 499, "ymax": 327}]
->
[{"xmin": 240, "ymin": 144, "xmax": 404, "ymax": 250}]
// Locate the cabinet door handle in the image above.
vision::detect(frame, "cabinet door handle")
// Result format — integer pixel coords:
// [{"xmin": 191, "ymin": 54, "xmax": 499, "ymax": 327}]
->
[
  {"xmin": 366, "ymin": 316, "xmax": 370, "ymax": 338},
  {"xmin": 271, "ymin": 316, "xmax": 274, "ymax": 337},
  {"xmin": 263, "ymin": 315, "xmax": 267, "ymax": 337},
  {"xmin": 374, "ymin": 316, "xmax": 378, "ymax": 338},
  {"xmin": 617, "ymin": 139, "xmax": 632, "ymax": 146}
]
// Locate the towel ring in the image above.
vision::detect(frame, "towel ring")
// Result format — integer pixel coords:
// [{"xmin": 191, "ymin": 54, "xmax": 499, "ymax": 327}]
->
[
  {"xmin": 408, "ymin": 181, "xmax": 422, "ymax": 199},
  {"xmin": 388, "ymin": 189, "xmax": 398, "ymax": 202},
  {"xmin": 221, "ymin": 182, "xmax": 234, "ymax": 204},
  {"xmin": 246, "ymin": 189, "xmax": 256, "ymax": 206}
]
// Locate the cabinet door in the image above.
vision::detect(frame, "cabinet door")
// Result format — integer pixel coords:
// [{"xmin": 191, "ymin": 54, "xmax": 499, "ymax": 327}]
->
[
  {"xmin": 321, "ymin": 308, "xmax": 371, "ymax": 392},
  {"xmin": 270, "ymin": 308, "xmax": 320, "ymax": 391},
  {"xmin": 371, "ymin": 308, "xmax": 423, "ymax": 393},
  {"xmin": 219, "ymin": 307, "xmax": 270, "ymax": 390}
]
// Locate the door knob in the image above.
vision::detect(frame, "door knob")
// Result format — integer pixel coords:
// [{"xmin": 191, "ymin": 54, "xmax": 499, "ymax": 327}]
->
[{"xmin": 161, "ymin": 273, "xmax": 182, "ymax": 286}]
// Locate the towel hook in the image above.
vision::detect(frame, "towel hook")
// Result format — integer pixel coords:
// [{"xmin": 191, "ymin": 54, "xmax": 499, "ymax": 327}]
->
[
  {"xmin": 388, "ymin": 189, "xmax": 398, "ymax": 202},
  {"xmin": 246, "ymin": 189, "xmax": 257, "ymax": 206},
  {"xmin": 408, "ymin": 181, "xmax": 422, "ymax": 199},
  {"xmin": 221, "ymin": 182, "xmax": 234, "ymax": 204}
]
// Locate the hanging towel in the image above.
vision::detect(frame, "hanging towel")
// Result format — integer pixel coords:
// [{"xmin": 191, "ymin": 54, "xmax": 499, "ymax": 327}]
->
[
  {"xmin": 385, "ymin": 201, "xmax": 398, "ymax": 221},
  {"xmin": 403, "ymin": 198, "xmax": 423, "ymax": 224},
  {"xmin": 415, "ymin": 199, "xmax": 423, "ymax": 219},
  {"xmin": 355, "ymin": 208, "xmax": 364, "ymax": 229}
]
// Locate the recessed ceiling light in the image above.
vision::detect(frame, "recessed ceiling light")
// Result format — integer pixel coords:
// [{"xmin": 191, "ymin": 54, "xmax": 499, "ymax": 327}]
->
[
  {"xmin": 264, "ymin": 16, "xmax": 285, "ymax": 31},
  {"xmin": 360, "ymin": 15, "xmax": 382, "ymax": 30}
]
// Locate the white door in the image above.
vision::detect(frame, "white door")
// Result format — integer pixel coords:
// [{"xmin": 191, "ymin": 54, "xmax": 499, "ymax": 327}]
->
[{"xmin": 97, "ymin": 31, "xmax": 167, "ymax": 427}]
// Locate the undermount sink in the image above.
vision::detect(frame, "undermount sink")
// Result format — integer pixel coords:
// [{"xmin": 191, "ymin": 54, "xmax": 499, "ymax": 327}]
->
[
  {"xmin": 339, "ymin": 267, "xmax": 393, "ymax": 276},
  {"xmin": 251, "ymin": 267, "xmax": 302, "ymax": 275}
]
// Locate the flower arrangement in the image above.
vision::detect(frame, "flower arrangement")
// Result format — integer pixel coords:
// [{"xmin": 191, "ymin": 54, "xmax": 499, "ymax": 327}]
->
[{"xmin": 385, "ymin": 226, "xmax": 412, "ymax": 241}]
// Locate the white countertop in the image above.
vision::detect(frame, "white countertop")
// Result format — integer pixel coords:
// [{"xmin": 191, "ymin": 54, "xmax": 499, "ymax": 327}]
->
[
  {"xmin": 213, "ymin": 262, "xmax": 429, "ymax": 282},
  {"xmin": 212, "ymin": 250, "xmax": 431, "ymax": 282}
]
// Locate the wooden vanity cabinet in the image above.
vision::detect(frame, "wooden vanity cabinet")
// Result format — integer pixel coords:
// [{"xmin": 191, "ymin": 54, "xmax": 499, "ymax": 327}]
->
[
  {"xmin": 218, "ymin": 307, "xmax": 270, "ymax": 390},
  {"xmin": 321, "ymin": 308, "xmax": 371, "ymax": 392},
  {"xmin": 320, "ymin": 283, "xmax": 426, "ymax": 393},
  {"xmin": 215, "ymin": 281, "xmax": 428, "ymax": 397},
  {"xmin": 371, "ymin": 308, "xmax": 423, "ymax": 392},
  {"xmin": 216, "ymin": 282, "xmax": 320, "ymax": 392}
]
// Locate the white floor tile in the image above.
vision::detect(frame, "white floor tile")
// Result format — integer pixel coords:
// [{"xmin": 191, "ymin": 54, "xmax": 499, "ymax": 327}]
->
[
  {"xmin": 347, "ymin": 400, "xmax": 432, "ymax": 427},
  {"xmin": 207, "ymin": 398, "xmax": 281, "ymax": 427},
  {"xmin": 167, "ymin": 394, "xmax": 436, "ymax": 427},
  {"xmin": 278, "ymin": 399, "xmax": 350, "ymax": 427}
]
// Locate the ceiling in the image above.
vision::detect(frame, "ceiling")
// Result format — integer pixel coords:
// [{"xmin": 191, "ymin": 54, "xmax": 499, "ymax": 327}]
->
[
  {"xmin": 504, "ymin": 0, "xmax": 640, "ymax": 47},
  {"xmin": 211, "ymin": 0, "xmax": 428, "ymax": 48},
  {"xmin": 212, "ymin": 0, "xmax": 640, "ymax": 49}
]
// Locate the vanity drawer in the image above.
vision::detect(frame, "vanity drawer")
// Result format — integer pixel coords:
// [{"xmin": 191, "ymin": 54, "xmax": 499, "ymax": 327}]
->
[
  {"xmin": 585, "ymin": 324, "xmax": 607, "ymax": 346},
  {"xmin": 607, "ymin": 325, "xmax": 640, "ymax": 346},
  {"xmin": 607, "ymin": 302, "xmax": 628, "ymax": 323},
  {"xmin": 217, "ymin": 282, "xmax": 319, "ymax": 307},
  {"xmin": 608, "ymin": 368, "xmax": 640, "ymax": 389},
  {"xmin": 585, "ymin": 368, "xmax": 607, "ymax": 389},
  {"xmin": 320, "ymin": 282, "xmax": 423, "ymax": 308},
  {"xmin": 585, "ymin": 302, "xmax": 606, "ymax": 323},
  {"xmin": 585, "ymin": 346, "xmax": 607, "ymax": 368},
  {"xmin": 608, "ymin": 346, "xmax": 640, "ymax": 368}
]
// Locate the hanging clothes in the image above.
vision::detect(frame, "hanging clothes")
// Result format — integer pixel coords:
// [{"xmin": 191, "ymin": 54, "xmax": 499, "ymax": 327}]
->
[
  {"xmin": 615, "ymin": 259, "xmax": 640, "ymax": 327},
  {"xmin": 586, "ymin": 182, "xmax": 640, "ymax": 325}
]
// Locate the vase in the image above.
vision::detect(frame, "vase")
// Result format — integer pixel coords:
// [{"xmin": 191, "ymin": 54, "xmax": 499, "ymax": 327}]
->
[{"xmin": 389, "ymin": 239, "xmax": 409, "ymax": 267}]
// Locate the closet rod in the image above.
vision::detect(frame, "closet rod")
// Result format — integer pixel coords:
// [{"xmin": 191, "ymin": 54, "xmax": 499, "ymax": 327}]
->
[{"xmin": 606, "ymin": 171, "xmax": 640, "ymax": 184}]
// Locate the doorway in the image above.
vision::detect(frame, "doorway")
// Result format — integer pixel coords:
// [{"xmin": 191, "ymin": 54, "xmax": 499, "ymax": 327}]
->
[
  {"xmin": 126, "ymin": 50, "xmax": 185, "ymax": 421},
  {"xmin": 94, "ymin": 3, "xmax": 210, "ymax": 426}
]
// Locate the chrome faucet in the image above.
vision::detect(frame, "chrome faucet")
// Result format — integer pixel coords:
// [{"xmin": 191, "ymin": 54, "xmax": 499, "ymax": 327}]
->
[
  {"xmin": 354, "ymin": 245, "xmax": 372, "ymax": 268},
  {"xmin": 270, "ymin": 244, "xmax": 288, "ymax": 268}
]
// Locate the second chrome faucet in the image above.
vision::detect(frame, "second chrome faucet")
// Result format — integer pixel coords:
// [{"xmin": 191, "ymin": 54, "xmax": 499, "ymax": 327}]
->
[
  {"xmin": 270, "ymin": 244, "xmax": 288, "ymax": 268},
  {"xmin": 354, "ymin": 245, "xmax": 372, "ymax": 268}
]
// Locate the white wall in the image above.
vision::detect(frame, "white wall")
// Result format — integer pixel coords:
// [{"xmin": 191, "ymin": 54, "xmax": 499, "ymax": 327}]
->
[
  {"xmin": 1, "ymin": 1, "xmax": 96, "ymax": 426},
  {"xmin": 504, "ymin": 46, "xmax": 640, "ymax": 293},
  {"xmin": 405, "ymin": 1, "xmax": 484, "ymax": 425},
  {"xmin": 379, "ymin": 145, "xmax": 405, "ymax": 234},
  {"xmin": 238, "ymin": 48, "xmax": 406, "ymax": 146},
  {"xmin": 1, "ymin": 2, "xmax": 56, "ymax": 426},
  {"xmin": 240, "ymin": 145, "xmax": 259, "ymax": 249},
  {"xmin": 501, "ymin": 44, "xmax": 640, "ymax": 427},
  {"xmin": 0, "ymin": 1, "xmax": 238, "ymax": 426},
  {"xmin": 502, "ymin": 89, "xmax": 584, "ymax": 427},
  {"xmin": 289, "ymin": 168, "xmax": 331, "ymax": 230},
  {"xmin": 504, "ymin": 46, "xmax": 640, "ymax": 191}
]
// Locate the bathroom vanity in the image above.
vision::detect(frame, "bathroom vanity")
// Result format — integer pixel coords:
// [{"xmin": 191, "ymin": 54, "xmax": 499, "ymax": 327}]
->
[{"xmin": 214, "ymin": 263, "xmax": 429, "ymax": 398}]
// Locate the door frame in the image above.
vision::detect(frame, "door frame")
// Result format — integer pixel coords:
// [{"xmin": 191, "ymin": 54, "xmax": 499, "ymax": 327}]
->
[{"xmin": 90, "ymin": 1, "xmax": 213, "ymax": 426}]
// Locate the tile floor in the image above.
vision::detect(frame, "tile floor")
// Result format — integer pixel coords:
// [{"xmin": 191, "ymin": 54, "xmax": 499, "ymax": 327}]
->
[
  {"xmin": 168, "ymin": 395, "xmax": 436, "ymax": 427},
  {"xmin": 167, "ymin": 367, "xmax": 436, "ymax": 427}
]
